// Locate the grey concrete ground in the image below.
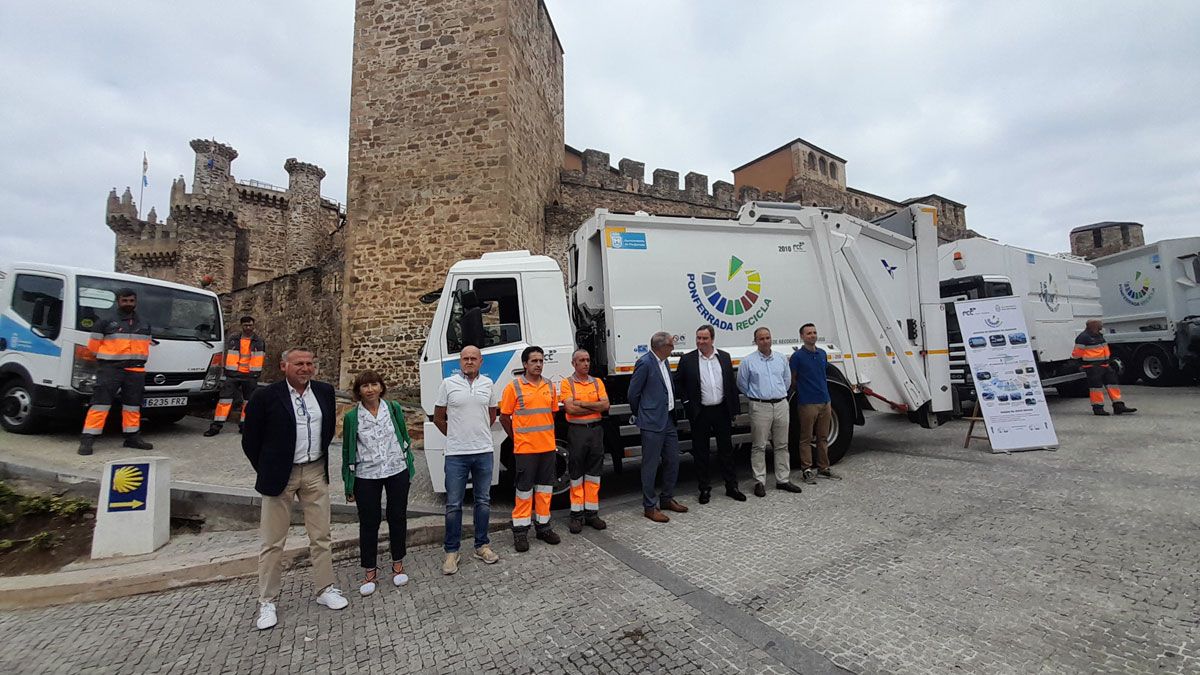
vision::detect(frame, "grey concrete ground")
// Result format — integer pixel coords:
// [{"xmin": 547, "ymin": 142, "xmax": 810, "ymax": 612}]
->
[{"xmin": 1, "ymin": 385, "xmax": 1198, "ymax": 673}]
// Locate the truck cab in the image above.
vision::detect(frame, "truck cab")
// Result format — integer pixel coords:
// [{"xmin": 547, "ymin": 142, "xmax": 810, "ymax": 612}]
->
[
  {"xmin": 0, "ymin": 263, "xmax": 224, "ymax": 433},
  {"xmin": 418, "ymin": 252, "xmax": 575, "ymax": 493}
]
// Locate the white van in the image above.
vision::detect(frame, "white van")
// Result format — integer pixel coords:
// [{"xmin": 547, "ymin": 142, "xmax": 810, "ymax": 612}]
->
[{"xmin": 0, "ymin": 263, "xmax": 225, "ymax": 433}]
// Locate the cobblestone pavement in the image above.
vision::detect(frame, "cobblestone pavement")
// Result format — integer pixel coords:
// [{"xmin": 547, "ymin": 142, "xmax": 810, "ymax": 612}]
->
[
  {"xmin": 0, "ymin": 537, "xmax": 794, "ymax": 674},
  {"xmin": 1, "ymin": 386, "xmax": 1197, "ymax": 673},
  {"xmin": 607, "ymin": 385, "xmax": 1200, "ymax": 674}
]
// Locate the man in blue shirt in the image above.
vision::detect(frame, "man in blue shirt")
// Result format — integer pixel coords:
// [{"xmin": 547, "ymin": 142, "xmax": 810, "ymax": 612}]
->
[
  {"xmin": 737, "ymin": 327, "xmax": 803, "ymax": 497},
  {"xmin": 789, "ymin": 323, "xmax": 842, "ymax": 484}
]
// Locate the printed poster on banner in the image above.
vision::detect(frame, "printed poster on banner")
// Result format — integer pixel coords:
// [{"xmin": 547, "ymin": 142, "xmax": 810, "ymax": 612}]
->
[{"xmin": 955, "ymin": 296, "xmax": 1059, "ymax": 452}]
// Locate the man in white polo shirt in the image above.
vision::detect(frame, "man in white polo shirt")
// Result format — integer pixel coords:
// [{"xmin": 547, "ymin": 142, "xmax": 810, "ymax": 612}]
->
[{"xmin": 434, "ymin": 345, "xmax": 500, "ymax": 575}]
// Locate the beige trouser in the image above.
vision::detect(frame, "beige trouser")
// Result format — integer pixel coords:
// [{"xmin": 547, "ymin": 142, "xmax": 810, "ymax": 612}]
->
[
  {"xmin": 797, "ymin": 402, "xmax": 832, "ymax": 471},
  {"xmin": 258, "ymin": 461, "xmax": 334, "ymax": 603},
  {"xmin": 749, "ymin": 400, "xmax": 791, "ymax": 484}
]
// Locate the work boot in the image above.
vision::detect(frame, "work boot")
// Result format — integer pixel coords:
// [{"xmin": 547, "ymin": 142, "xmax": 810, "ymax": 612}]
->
[
  {"xmin": 77, "ymin": 435, "xmax": 95, "ymax": 456},
  {"xmin": 568, "ymin": 515, "xmax": 584, "ymax": 534},
  {"xmin": 123, "ymin": 433, "xmax": 154, "ymax": 450},
  {"xmin": 1113, "ymin": 402, "xmax": 1138, "ymax": 415},
  {"xmin": 203, "ymin": 423, "xmax": 223, "ymax": 437},
  {"xmin": 535, "ymin": 528, "xmax": 561, "ymax": 545},
  {"xmin": 513, "ymin": 530, "xmax": 530, "ymax": 553},
  {"xmin": 585, "ymin": 513, "xmax": 607, "ymax": 531},
  {"xmin": 1092, "ymin": 405, "xmax": 1111, "ymax": 416},
  {"xmin": 802, "ymin": 469, "xmax": 818, "ymax": 485}
]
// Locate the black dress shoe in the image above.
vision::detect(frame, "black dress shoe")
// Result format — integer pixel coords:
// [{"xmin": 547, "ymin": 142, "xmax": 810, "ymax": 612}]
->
[
  {"xmin": 753, "ymin": 482, "xmax": 766, "ymax": 498},
  {"xmin": 776, "ymin": 481, "xmax": 803, "ymax": 494},
  {"xmin": 698, "ymin": 489, "xmax": 711, "ymax": 505},
  {"xmin": 725, "ymin": 487, "xmax": 747, "ymax": 502}
]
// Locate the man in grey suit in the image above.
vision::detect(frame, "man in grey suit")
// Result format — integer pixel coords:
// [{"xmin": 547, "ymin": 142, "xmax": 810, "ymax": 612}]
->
[{"xmin": 627, "ymin": 331, "xmax": 689, "ymax": 523}]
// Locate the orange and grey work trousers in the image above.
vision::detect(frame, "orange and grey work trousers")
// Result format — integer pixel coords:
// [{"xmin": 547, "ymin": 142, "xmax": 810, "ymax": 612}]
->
[
  {"xmin": 567, "ymin": 423, "xmax": 604, "ymax": 518},
  {"xmin": 83, "ymin": 365, "xmax": 144, "ymax": 435},
  {"xmin": 1084, "ymin": 364, "xmax": 1122, "ymax": 406},
  {"xmin": 512, "ymin": 450, "xmax": 555, "ymax": 532},
  {"xmin": 214, "ymin": 376, "xmax": 257, "ymax": 424}
]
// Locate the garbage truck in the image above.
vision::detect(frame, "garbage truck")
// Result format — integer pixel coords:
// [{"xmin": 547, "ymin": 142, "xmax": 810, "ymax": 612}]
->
[
  {"xmin": 418, "ymin": 202, "xmax": 953, "ymax": 493},
  {"xmin": 937, "ymin": 238, "xmax": 1103, "ymax": 406},
  {"xmin": 1093, "ymin": 237, "xmax": 1200, "ymax": 385},
  {"xmin": 0, "ymin": 263, "xmax": 225, "ymax": 433}
]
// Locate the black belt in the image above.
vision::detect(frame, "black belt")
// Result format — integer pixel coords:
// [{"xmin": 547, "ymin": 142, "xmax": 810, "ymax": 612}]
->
[
  {"xmin": 748, "ymin": 397, "xmax": 785, "ymax": 404},
  {"xmin": 568, "ymin": 420, "xmax": 603, "ymax": 428}
]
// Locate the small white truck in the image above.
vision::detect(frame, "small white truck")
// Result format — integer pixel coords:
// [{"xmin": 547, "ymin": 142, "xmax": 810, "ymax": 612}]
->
[
  {"xmin": 0, "ymin": 263, "xmax": 225, "ymax": 433},
  {"xmin": 418, "ymin": 202, "xmax": 953, "ymax": 493},
  {"xmin": 938, "ymin": 238, "xmax": 1103, "ymax": 405},
  {"xmin": 1093, "ymin": 237, "xmax": 1200, "ymax": 385}
]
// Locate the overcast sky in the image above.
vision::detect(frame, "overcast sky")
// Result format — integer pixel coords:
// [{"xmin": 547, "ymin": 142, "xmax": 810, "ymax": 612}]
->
[{"xmin": 2, "ymin": 1, "xmax": 1197, "ymax": 271}]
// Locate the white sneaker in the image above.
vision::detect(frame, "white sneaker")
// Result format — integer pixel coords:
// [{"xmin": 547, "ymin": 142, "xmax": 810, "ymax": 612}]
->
[
  {"xmin": 359, "ymin": 580, "xmax": 377, "ymax": 596},
  {"xmin": 315, "ymin": 586, "xmax": 349, "ymax": 610},
  {"xmin": 393, "ymin": 571, "xmax": 410, "ymax": 586},
  {"xmin": 255, "ymin": 602, "xmax": 277, "ymax": 630}
]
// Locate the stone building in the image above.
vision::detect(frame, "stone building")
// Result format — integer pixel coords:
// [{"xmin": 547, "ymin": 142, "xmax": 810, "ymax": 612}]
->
[
  {"xmin": 108, "ymin": 0, "xmax": 972, "ymax": 391},
  {"xmin": 106, "ymin": 139, "xmax": 346, "ymax": 380},
  {"xmin": 1069, "ymin": 221, "xmax": 1145, "ymax": 259}
]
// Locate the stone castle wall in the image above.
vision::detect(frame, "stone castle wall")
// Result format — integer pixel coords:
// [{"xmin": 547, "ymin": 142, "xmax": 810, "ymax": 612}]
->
[{"xmin": 341, "ymin": 0, "xmax": 564, "ymax": 392}]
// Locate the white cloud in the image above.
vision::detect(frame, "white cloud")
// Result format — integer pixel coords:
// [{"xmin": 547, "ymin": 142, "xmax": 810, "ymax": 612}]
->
[{"xmin": 1, "ymin": 0, "xmax": 1196, "ymax": 272}]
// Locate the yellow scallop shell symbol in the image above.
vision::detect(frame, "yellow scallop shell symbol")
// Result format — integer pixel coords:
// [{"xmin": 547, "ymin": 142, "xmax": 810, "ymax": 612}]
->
[{"xmin": 113, "ymin": 465, "xmax": 144, "ymax": 493}]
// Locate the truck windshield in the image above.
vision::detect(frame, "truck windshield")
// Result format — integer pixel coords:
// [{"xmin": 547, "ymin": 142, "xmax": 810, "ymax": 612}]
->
[{"xmin": 75, "ymin": 276, "xmax": 221, "ymax": 341}]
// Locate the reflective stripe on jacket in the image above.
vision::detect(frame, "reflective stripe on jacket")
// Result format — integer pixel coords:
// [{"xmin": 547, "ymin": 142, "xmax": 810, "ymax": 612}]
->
[
  {"xmin": 560, "ymin": 376, "xmax": 607, "ymax": 424},
  {"xmin": 501, "ymin": 377, "xmax": 558, "ymax": 454},
  {"xmin": 1071, "ymin": 329, "xmax": 1111, "ymax": 365},
  {"xmin": 224, "ymin": 333, "xmax": 266, "ymax": 377},
  {"xmin": 87, "ymin": 312, "xmax": 151, "ymax": 370}
]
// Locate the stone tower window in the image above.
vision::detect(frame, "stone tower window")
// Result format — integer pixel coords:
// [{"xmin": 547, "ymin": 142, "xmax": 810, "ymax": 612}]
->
[
  {"xmin": 1092, "ymin": 229, "xmax": 1103, "ymax": 249},
  {"xmin": 1121, "ymin": 223, "xmax": 1131, "ymax": 245},
  {"xmin": 807, "ymin": 152, "xmax": 816, "ymax": 171},
  {"xmin": 830, "ymin": 164, "xmax": 838, "ymax": 180},
  {"xmin": 819, "ymin": 158, "xmax": 827, "ymax": 176}
]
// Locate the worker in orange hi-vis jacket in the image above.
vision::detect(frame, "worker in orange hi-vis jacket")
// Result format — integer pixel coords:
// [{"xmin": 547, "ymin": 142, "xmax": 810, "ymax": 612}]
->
[
  {"xmin": 205, "ymin": 316, "xmax": 266, "ymax": 436},
  {"xmin": 559, "ymin": 348, "xmax": 610, "ymax": 535},
  {"xmin": 1072, "ymin": 319, "xmax": 1137, "ymax": 417},
  {"xmin": 77, "ymin": 288, "xmax": 154, "ymax": 455},
  {"xmin": 498, "ymin": 346, "xmax": 561, "ymax": 553}
]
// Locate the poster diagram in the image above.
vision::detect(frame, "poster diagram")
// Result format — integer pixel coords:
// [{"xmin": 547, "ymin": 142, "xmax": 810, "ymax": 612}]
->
[{"xmin": 955, "ymin": 297, "xmax": 1059, "ymax": 452}]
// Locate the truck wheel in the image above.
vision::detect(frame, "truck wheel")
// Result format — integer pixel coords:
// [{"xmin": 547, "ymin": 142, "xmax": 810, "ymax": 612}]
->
[
  {"xmin": 551, "ymin": 439, "xmax": 572, "ymax": 509},
  {"xmin": 1136, "ymin": 344, "xmax": 1177, "ymax": 386},
  {"xmin": 498, "ymin": 438, "xmax": 515, "ymax": 495},
  {"xmin": 826, "ymin": 387, "xmax": 855, "ymax": 465},
  {"xmin": 1111, "ymin": 351, "xmax": 1138, "ymax": 385},
  {"xmin": 0, "ymin": 379, "xmax": 43, "ymax": 434}
]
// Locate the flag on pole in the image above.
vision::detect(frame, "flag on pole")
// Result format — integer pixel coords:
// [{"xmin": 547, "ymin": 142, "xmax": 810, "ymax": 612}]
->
[{"xmin": 142, "ymin": 152, "xmax": 149, "ymax": 187}]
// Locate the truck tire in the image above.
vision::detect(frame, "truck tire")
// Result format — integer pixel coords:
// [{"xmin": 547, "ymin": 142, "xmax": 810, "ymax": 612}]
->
[
  {"xmin": 1136, "ymin": 344, "xmax": 1178, "ymax": 387},
  {"xmin": 1111, "ymin": 350, "xmax": 1138, "ymax": 385},
  {"xmin": 551, "ymin": 439, "xmax": 572, "ymax": 509},
  {"xmin": 0, "ymin": 379, "xmax": 44, "ymax": 434}
]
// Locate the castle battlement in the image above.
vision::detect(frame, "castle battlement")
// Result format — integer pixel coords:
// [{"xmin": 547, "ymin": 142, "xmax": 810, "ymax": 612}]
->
[{"xmin": 562, "ymin": 148, "xmax": 784, "ymax": 212}]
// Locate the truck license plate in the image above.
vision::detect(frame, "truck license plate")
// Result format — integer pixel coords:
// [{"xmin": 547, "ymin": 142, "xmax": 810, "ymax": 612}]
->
[{"xmin": 144, "ymin": 396, "xmax": 188, "ymax": 408}]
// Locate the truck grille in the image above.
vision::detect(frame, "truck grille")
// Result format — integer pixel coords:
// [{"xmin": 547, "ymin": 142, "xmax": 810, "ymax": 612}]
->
[{"xmin": 144, "ymin": 372, "xmax": 204, "ymax": 387}]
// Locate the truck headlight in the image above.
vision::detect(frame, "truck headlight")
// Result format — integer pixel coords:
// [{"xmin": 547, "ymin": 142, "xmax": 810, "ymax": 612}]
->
[
  {"xmin": 71, "ymin": 344, "xmax": 97, "ymax": 393},
  {"xmin": 202, "ymin": 353, "xmax": 222, "ymax": 390}
]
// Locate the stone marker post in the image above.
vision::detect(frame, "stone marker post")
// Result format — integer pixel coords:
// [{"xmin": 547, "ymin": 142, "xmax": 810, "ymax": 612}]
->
[{"xmin": 91, "ymin": 457, "xmax": 171, "ymax": 559}]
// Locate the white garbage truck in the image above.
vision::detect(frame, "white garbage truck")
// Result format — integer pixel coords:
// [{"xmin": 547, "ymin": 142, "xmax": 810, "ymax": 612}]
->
[
  {"xmin": 0, "ymin": 263, "xmax": 225, "ymax": 433},
  {"xmin": 418, "ymin": 202, "xmax": 953, "ymax": 493},
  {"xmin": 1093, "ymin": 236, "xmax": 1200, "ymax": 385},
  {"xmin": 937, "ymin": 238, "xmax": 1103, "ymax": 406}
]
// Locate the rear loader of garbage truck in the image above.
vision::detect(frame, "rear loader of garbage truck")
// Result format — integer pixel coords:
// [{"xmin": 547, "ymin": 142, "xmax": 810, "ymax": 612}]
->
[
  {"xmin": 418, "ymin": 202, "xmax": 953, "ymax": 493},
  {"xmin": 938, "ymin": 238, "xmax": 1103, "ymax": 404},
  {"xmin": 1094, "ymin": 237, "xmax": 1200, "ymax": 386}
]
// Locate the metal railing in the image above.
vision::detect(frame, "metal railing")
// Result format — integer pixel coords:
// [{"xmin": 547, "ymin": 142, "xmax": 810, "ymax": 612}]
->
[{"xmin": 236, "ymin": 178, "xmax": 286, "ymax": 193}]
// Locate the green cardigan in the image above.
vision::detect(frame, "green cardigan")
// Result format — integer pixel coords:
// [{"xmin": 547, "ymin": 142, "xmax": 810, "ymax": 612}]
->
[{"xmin": 341, "ymin": 400, "xmax": 414, "ymax": 498}]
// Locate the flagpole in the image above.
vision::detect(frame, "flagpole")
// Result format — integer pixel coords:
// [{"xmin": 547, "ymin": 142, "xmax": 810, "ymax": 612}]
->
[{"xmin": 138, "ymin": 151, "xmax": 147, "ymax": 219}]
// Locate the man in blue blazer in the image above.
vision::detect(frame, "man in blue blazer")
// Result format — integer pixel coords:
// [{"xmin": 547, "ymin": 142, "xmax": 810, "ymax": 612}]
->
[
  {"xmin": 627, "ymin": 331, "xmax": 689, "ymax": 523},
  {"xmin": 242, "ymin": 346, "xmax": 347, "ymax": 631}
]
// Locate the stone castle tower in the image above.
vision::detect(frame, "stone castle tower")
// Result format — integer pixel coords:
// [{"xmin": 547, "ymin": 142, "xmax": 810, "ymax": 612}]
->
[
  {"xmin": 1070, "ymin": 221, "xmax": 1145, "ymax": 260},
  {"xmin": 107, "ymin": 139, "xmax": 342, "ymax": 294},
  {"xmin": 340, "ymin": 0, "xmax": 564, "ymax": 386}
]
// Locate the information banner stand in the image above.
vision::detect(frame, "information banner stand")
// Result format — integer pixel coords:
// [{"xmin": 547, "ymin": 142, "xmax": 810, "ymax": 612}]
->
[{"xmin": 955, "ymin": 297, "xmax": 1059, "ymax": 453}]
